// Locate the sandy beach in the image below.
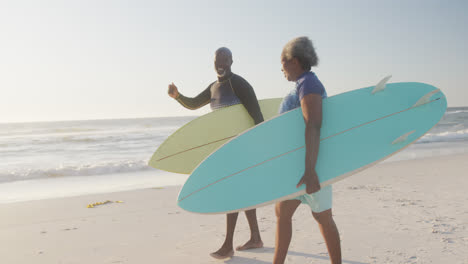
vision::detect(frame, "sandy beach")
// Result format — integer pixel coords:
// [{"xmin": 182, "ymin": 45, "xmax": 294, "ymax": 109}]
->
[{"xmin": 1, "ymin": 154, "xmax": 467, "ymax": 264}]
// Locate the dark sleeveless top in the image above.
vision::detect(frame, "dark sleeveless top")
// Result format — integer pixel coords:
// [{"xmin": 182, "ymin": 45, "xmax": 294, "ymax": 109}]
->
[{"xmin": 175, "ymin": 73, "xmax": 264, "ymax": 124}]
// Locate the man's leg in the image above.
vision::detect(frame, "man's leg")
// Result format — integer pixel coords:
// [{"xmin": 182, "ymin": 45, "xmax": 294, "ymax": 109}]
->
[
  {"xmin": 273, "ymin": 199, "xmax": 301, "ymax": 264},
  {"xmin": 210, "ymin": 212, "xmax": 238, "ymax": 259},
  {"xmin": 312, "ymin": 209, "xmax": 341, "ymax": 264},
  {"xmin": 236, "ymin": 209, "xmax": 264, "ymax": 250}
]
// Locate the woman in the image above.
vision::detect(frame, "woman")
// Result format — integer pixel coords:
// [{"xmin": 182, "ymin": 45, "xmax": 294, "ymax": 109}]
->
[{"xmin": 273, "ymin": 37, "xmax": 342, "ymax": 264}]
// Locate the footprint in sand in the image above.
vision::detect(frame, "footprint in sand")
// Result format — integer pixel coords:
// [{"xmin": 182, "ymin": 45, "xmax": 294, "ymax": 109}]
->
[{"xmin": 62, "ymin": 227, "xmax": 79, "ymax": 231}]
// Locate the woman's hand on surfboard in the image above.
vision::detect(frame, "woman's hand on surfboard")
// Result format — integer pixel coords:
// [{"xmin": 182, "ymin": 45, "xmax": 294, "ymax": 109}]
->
[
  {"xmin": 168, "ymin": 83, "xmax": 180, "ymax": 98},
  {"xmin": 297, "ymin": 169, "xmax": 321, "ymax": 194}
]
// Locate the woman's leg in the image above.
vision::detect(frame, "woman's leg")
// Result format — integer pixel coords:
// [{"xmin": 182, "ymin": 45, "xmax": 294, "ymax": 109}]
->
[
  {"xmin": 273, "ymin": 199, "xmax": 301, "ymax": 264},
  {"xmin": 312, "ymin": 209, "xmax": 341, "ymax": 264}
]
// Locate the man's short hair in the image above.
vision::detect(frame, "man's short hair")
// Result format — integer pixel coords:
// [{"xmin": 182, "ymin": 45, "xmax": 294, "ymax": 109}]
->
[{"xmin": 215, "ymin": 47, "xmax": 233, "ymax": 59}]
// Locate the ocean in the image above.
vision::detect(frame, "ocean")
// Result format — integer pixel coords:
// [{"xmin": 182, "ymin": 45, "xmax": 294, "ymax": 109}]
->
[{"xmin": 1, "ymin": 107, "xmax": 467, "ymax": 203}]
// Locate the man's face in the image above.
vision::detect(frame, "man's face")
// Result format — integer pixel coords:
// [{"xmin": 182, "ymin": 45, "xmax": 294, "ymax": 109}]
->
[{"xmin": 214, "ymin": 52, "xmax": 232, "ymax": 77}]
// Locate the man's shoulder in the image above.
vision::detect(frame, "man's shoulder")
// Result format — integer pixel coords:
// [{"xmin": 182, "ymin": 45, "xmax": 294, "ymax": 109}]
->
[
  {"xmin": 231, "ymin": 73, "xmax": 252, "ymax": 87},
  {"xmin": 207, "ymin": 80, "xmax": 218, "ymax": 89},
  {"xmin": 231, "ymin": 73, "xmax": 248, "ymax": 82}
]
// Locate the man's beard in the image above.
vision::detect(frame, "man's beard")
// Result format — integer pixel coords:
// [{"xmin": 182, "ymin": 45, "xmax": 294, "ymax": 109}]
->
[{"xmin": 217, "ymin": 68, "xmax": 228, "ymax": 77}]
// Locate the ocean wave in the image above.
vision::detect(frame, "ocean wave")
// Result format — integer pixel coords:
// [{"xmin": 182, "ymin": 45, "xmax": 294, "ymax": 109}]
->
[
  {"xmin": 0, "ymin": 133, "xmax": 166, "ymax": 150},
  {"xmin": 0, "ymin": 124, "xmax": 180, "ymax": 142},
  {"xmin": 445, "ymin": 110, "xmax": 468, "ymax": 115},
  {"xmin": 0, "ymin": 127, "xmax": 99, "ymax": 138},
  {"xmin": 417, "ymin": 128, "xmax": 468, "ymax": 144},
  {"xmin": 0, "ymin": 160, "xmax": 154, "ymax": 183}
]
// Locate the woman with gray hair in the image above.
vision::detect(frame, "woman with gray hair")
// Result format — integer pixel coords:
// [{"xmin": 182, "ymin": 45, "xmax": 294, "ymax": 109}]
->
[{"xmin": 274, "ymin": 37, "xmax": 342, "ymax": 264}]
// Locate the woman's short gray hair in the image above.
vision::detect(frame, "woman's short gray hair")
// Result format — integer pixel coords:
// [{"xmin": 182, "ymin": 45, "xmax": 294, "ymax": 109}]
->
[{"xmin": 281, "ymin": 36, "xmax": 319, "ymax": 71}]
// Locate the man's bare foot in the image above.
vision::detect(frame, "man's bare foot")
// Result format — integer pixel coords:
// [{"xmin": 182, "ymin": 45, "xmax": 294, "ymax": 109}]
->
[
  {"xmin": 209, "ymin": 248, "xmax": 234, "ymax": 259},
  {"xmin": 236, "ymin": 239, "xmax": 264, "ymax": 251}
]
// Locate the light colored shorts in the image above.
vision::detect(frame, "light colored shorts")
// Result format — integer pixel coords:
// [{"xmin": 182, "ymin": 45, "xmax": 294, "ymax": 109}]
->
[{"xmin": 293, "ymin": 185, "xmax": 332, "ymax": 213}]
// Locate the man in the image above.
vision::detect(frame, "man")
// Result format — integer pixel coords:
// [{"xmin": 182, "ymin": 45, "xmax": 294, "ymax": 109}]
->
[{"xmin": 168, "ymin": 47, "xmax": 264, "ymax": 259}]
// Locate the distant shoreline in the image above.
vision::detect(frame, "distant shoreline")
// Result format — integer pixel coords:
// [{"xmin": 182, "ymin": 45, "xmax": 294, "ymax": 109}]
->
[
  {"xmin": 1, "ymin": 106, "xmax": 467, "ymax": 125},
  {"xmin": 0, "ymin": 115, "xmax": 199, "ymax": 125}
]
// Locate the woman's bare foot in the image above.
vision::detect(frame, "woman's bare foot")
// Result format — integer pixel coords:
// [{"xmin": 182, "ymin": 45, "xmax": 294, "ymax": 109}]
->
[
  {"xmin": 210, "ymin": 247, "xmax": 234, "ymax": 259},
  {"xmin": 236, "ymin": 239, "xmax": 264, "ymax": 251}
]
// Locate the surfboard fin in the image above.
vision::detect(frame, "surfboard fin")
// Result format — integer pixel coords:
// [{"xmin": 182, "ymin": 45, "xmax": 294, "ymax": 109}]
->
[
  {"xmin": 372, "ymin": 75, "xmax": 392, "ymax": 94},
  {"xmin": 412, "ymin": 89, "xmax": 441, "ymax": 108},
  {"xmin": 392, "ymin": 130, "xmax": 416, "ymax": 144}
]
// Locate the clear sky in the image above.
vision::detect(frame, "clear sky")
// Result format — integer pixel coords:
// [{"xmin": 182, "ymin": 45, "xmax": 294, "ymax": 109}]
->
[{"xmin": 1, "ymin": 0, "xmax": 467, "ymax": 123}]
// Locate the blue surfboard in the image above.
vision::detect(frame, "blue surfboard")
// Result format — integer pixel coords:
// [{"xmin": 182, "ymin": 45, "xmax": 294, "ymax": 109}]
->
[{"xmin": 178, "ymin": 79, "xmax": 447, "ymax": 214}]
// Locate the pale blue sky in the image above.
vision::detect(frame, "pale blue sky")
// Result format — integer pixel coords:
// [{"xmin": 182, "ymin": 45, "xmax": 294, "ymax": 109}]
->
[{"xmin": 1, "ymin": 0, "xmax": 467, "ymax": 123}]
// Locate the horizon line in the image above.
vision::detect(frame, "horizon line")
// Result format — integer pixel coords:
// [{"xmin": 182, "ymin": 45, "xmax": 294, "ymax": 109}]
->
[{"xmin": 1, "ymin": 105, "xmax": 467, "ymax": 125}]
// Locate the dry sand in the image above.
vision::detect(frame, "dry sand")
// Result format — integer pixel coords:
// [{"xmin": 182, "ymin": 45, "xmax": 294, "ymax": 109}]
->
[{"xmin": 1, "ymin": 154, "xmax": 467, "ymax": 264}]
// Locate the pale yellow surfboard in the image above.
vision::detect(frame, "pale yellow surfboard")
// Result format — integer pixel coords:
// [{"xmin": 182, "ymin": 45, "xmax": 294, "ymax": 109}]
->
[{"xmin": 149, "ymin": 98, "xmax": 282, "ymax": 174}]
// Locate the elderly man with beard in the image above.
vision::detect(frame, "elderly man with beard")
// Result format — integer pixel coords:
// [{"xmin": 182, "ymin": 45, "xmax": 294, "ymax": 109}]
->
[{"xmin": 167, "ymin": 47, "xmax": 264, "ymax": 259}]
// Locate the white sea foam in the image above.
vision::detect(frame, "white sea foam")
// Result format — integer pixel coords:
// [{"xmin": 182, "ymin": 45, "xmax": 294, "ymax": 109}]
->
[
  {"xmin": 0, "ymin": 111, "xmax": 466, "ymax": 184},
  {"xmin": 445, "ymin": 109, "xmax": 468, "ymax": 115},
  {"xmin": 417, "ymin": 128, "xmax": 468, "ymax": 144},
  {"xmin": 0, "ymin": 160, "xmax": 153, "ymax": 183},
  {"xmin": 0, "ymin": 116, "xmax": 196, "ymax": 183}
]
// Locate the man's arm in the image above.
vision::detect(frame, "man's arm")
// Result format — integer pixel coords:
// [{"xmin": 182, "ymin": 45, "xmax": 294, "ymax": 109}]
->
[
  {"xmin": 168, "ymin": 83, "xmax": 212, "ymax": 110},
  {"xmin": 229, "ymin": 76, "xmax": 264, "ymax": 125}
]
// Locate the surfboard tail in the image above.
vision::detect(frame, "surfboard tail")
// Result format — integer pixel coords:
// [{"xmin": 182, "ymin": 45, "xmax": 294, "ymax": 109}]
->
[{"xmin": 412, "ymin": 89, "xmax": 442, "ymax": 108}]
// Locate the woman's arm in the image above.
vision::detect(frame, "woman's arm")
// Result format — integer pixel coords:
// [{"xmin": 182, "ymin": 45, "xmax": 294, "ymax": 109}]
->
[{"xmin": 297, "ymin": 93, "xmax": 322, "ymax": 194}]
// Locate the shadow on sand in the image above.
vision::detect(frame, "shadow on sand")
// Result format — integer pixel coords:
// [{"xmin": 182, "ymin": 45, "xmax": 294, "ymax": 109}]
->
[{"xmin": 224, "ymin": 247, "xmax": 368, "ymax": 264}]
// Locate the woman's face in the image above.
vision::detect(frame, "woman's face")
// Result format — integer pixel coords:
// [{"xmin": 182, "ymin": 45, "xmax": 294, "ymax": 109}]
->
[{"xmin": 281, "ymin": 57, "xmax": 300, "ymax": 82}]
